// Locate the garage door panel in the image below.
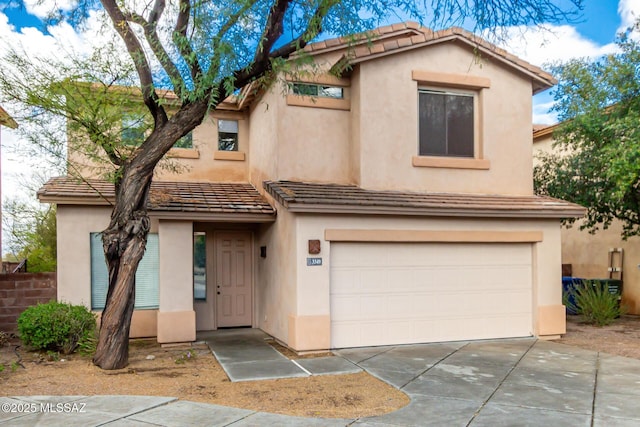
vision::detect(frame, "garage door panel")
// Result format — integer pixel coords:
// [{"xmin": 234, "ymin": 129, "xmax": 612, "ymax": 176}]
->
[{"xmin": 330, "ymin": 242, "xmax": 533, "ymax": 348}]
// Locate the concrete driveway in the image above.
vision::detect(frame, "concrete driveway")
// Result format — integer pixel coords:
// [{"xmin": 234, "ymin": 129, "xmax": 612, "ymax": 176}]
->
[{"xmin": 2, "ymin": 338, "xmax": 640, "ymax": 426}]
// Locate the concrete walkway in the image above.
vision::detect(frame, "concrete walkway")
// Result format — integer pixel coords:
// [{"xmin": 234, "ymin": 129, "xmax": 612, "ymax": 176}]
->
[
  {"xmin": 3, "ymin": 338, "xmax": 640, "ymax": 426},
  {"xmin": 201, "ymin": 328, "xmax": 362, "ymax": 381}
]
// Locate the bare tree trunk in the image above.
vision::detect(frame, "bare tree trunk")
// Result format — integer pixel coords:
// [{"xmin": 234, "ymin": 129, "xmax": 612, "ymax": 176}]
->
[
  {"xmin": 93, "ymin": 172, "xmax": 152, "ymax": 369},
  {"xmin": 92, "ymin": 100, "xmax": 210, "ymax": 370},
  {"xmin": 92, "ymin": 230, "xmax": 147, "ymax": 369}
]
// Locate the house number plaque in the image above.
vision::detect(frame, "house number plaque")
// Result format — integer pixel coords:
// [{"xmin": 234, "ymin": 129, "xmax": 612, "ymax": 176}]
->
[{"xmin": 307, "ymin": 257, "xmax": 322, "ymax": 266}]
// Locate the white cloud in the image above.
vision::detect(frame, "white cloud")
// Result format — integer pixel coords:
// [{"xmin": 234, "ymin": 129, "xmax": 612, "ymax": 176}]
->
[
  {"xmin": 618, "ymin": 0, "xmax": 640, "ymax": 31},
  {"xmin": 492, "ymin": 24, "xmax": 617, "ymax": 69},
  {"xmin": 493, "ymin": 1, "xmax": 640, "ymax": 124},
  {"xmin": 24, "ymin": 0, "xmax": 76, "ymax": 20}
]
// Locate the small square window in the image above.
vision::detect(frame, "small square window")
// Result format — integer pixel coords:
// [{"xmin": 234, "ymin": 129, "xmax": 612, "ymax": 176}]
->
[
  {"xmin": 218, "ymin": 119, "xmax": 238, "ymax": 151},
  {"xmin": 418, "ymin": 90, "xmax": 474, "ymax": 158}
]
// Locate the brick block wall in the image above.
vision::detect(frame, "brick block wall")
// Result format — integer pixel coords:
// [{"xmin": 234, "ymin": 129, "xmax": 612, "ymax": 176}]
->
[{"xmin": 0, "ymin": 273, "xmax": 57, "ymax": 332}]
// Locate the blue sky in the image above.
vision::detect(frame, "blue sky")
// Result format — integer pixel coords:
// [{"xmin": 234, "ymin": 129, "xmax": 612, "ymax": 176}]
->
[
  {"xmin": 2, "ymin": 0, "xmax": 625, "ymax": 43},
  {"xmin": 574, "ymin": 0, "xmax": 622, "ymax": 44}
]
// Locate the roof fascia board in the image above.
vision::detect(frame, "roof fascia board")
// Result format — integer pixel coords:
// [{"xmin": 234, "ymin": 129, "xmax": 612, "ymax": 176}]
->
[
  {"xmin": 37, "ymin": 196, "xmax": 113, "ymax": 205},
  {"xmin": 285, "ymin": 203, "xmax": 585, "ymax": 218},
  {"xmin": 149, "ymin": 212, "xmax": 276, "ymax": 222}
]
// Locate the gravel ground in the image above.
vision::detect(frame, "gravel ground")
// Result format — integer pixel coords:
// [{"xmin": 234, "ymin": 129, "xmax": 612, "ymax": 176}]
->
[
  {"xmin": 0, "ymin": 338, "xmax": 408, "ymax": 418},
  {"xmin": 553, "ymin": 314, "xmax": 640, "ymax": 359}
]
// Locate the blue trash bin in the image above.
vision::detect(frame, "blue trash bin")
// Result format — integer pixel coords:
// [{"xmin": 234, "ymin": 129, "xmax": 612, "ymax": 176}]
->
[{"xmin": 562, "ymin": 276, "xmax": 583, "ymax": 315}]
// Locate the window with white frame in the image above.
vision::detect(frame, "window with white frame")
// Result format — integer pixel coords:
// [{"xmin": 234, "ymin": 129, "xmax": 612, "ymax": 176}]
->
[
  {"xmin": 218, "ymin": 119, "xmax": 238, "ymax": 151},
  {"xmin": 90, "ymin": 233, "xmax": 160, "ymax": 310},
  {"xmin": 418, "ymin": 89, "xmax": 474, "ymax": 158}
]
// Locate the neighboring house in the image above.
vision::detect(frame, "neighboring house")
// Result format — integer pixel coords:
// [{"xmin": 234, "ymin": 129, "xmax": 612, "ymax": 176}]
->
[
  {"xmin": 0, "ymin": 105, "xmax": 18, "ymax": 258},
  {"xmin": 38, "ymin": 23, "xmax": 584, "ymax": 351},
  {"xmin": 533, "ymin": 124, "xmax": 640, "ymax": 314}
]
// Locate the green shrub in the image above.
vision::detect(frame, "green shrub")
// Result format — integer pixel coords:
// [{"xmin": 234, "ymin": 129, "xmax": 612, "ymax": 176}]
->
[
  {"xmin": 17, "ymin": 301, "xmax": 97, "ymax": 354},
  {"xmin": 570, "ymin": 280, "xmax": 625, "ymax": 326}
]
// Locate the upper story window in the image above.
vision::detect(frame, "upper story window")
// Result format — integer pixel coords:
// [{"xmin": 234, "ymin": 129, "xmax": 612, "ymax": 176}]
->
[
  {"xmin": 218, "ymin": 119, "xmax": 238, "ymax": 151},
  {"xmin": 291, "ymin": 83, "xmax": 344, "ymax": 99},
  {"xmin": 121, "ymin": 113, "xmax": 146, "ymax": 146},
  {"xmin": 418, "ymin": 90, "xmax": 474, "ymax": 158}
]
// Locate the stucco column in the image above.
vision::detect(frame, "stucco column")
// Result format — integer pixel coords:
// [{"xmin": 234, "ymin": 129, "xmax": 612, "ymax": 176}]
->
[
  {"xmin": 157, "ymin": 220, "xmax": 196, "ymax": 343},
  {"xmin": 535, "ymin": 224, "xmax": 566, "ymax": 338},
  {"xmin": 288, "ymin": 216, "xmax": 331, "ymax": 351}
]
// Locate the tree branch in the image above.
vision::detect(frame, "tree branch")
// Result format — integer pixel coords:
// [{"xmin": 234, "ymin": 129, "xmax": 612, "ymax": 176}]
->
[
  {"xmin": 101, "ymin": 0, "xmax": 167, "ymax": 128},
  {"xmin": 252, "ymin": 0, "xmax": 293, "ymax": 65},
  {"xmin": 230, "ymin": 0, "xmax": 338, "ymax": 92},
  {"xmin": 173, "ymin": 0, "xmax": 203, "ymax": 83},
  {"xmin": 123, "ymin": 9, "xmax": 185, "ymax": 98}
]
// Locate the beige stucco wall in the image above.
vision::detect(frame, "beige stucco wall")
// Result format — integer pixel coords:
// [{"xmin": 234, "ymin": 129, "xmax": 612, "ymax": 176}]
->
[
  {"xmin": 248, "ymin": 89, "xmax": 280, "ymax": 187},
  {"xmin": 56, "ymin": 205, "xmax": 111, "ymax": 306},
  {"xmin": 69, "ymin": 111, "xmax": 250, "ymax": 183},
  {"xmin": 56, "ymin": 205, "xmax": 190, "ymax": 339},
  {"xmin": 248, "ymin": 41, "xmax": 538, "ymax": 196},
  {"xmin": 154, "ymin": 112, "xmax": 250, "ymax": 183},
  {"xmin": 276, "ymin": 90, "xmax": 352, "ymax": 184},
  {"xmin": 274, "ymin": 214, "xmax": 564, "ymax": 350},
  {"xmin": 157, "ymin": 220, "xmax": 196, "ymax": 343},
  {"xmin": 532, "ymin": 132, "xmax": 554, "ymax": 167},
  {"xmin": 355, "ymin": 43, "xmax": 534, "ymax": 194},
  {"xmin": 255, "ymin": 203, "xmax": 298, "ymax": 345}
]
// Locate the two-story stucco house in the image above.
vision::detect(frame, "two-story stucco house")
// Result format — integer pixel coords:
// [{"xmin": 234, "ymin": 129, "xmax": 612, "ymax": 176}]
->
[{"xmin": 38, "ymin": 22, "xmax": 584, "ymax": 351}]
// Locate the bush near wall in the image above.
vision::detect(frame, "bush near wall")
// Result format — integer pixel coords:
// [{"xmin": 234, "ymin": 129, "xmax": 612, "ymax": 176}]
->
[{"xmin": 0, "ymin": 273, "xmax": 56, "ymax": 333}]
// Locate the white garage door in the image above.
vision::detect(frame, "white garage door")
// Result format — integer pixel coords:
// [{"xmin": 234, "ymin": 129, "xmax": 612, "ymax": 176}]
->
[{"xmin": 330, "ymin": 242, "xmax": 533, "ymax": 348}]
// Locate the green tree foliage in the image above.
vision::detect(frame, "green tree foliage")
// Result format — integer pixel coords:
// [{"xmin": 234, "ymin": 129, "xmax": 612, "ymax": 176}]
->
[
  {"xmin": 3, "ymin": 200, "xmax": 57, "ymax": 273},
  {"xmin": 1, "ymin": 0, "xmax": 582, "ymax": 369},
  {"xmin": 534, "ymin": 25, "xmax": 640, "ymax": 237}
]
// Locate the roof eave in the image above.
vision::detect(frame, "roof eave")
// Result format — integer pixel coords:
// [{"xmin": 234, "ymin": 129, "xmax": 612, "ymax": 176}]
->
[
  {"xmin": 37, "ymin": 195, "xmax": 113, "ymax": 205},
  {"xmin": 284, "ymin": 203, "xmax": 585, "ymax": 219},
  {"xmin": 344, "ymin": 33, "xmax": 556, "ymax": 93},
  {"xmin": 149, "ymin": 211, "xmax": 276, "ymax": 222}
]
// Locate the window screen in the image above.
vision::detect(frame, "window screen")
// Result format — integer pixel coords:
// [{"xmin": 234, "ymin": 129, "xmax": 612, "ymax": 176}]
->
[
  {"xmin": 419, "ymin": 90, "xmax": 474, "ymax": 158},
  {"xmin": 218, "ymin": 119, "xmax": 238, "ymax": 151},
  {"xmin": 90, "ymin": 233, "xmax": 160, "ymax": 310}
]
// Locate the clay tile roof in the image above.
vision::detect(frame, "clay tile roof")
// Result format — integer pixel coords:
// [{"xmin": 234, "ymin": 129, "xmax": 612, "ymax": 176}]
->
[
  {"xmin": 264, "ymin": 181, "xmax": 585, "ymax": 219},
  {"xmin": 38, "ymin": 177, "xmax": 275, "ymax": 219},
  {"xmin": 329, "ymin": 23, "xmax": 556, "ymax": 94}
]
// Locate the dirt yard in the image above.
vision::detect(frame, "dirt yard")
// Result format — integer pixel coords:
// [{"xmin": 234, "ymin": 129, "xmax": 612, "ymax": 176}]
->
[
  {"xmin": 0, "ymin": 337, "xmax": 408, "ymax": 418},
  {"xmin": 2, "ymin": 315, "xmax": 640, "ymax": 418},
  {"xmin": 553, "ymin": 314, "xmax": 640, "ymax": 359}
]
